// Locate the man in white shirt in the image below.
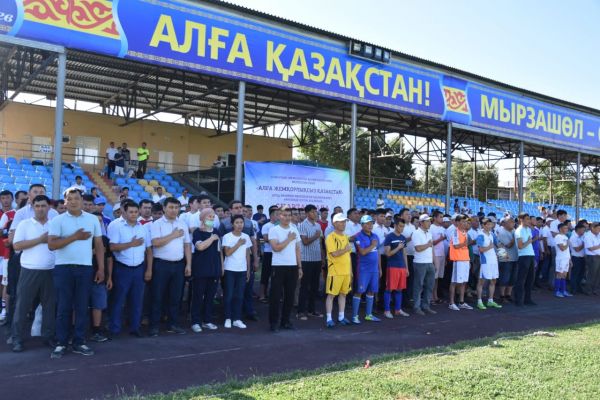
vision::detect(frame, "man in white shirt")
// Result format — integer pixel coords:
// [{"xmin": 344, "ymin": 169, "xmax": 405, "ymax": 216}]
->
[
  {"xmin": 372, "ymin": 209, "xmax": 389, "ymax": 310},
  {"xmin": 10, "ymin": 195, "xmax": 55, "ymax": 353},
  {"xmin": 268, "ymin": 207, "xmax": 302, "ymax": 332},
  {"xmin": 547, "ymin": 210, "xmax": 567, "ymax": 285},
  {"xmin": 6, "ymin": 184, "xmax": 58, "ymax": 331},
  {"xmin": 260, "ymin": 206, "xmax": 279, "ymax": 302},
  {"xmin": 429, "ymin": 211, "xmax": 447, "ymax": 304},
  {"xmin": 48, "ymin": 188, "xmax": 104, "ymax": 358},
  {"xmin": 468, "ymin": 217, "xmax": 481, "ymax": 292},
  {"xmin": 399, "ymin": 208, "xmax": 416, "ymax": 308},
  {"xmin": 568, "ymin": 222, "xmax": 586, "ymax": 294},
  {"xmin": 539, "ymin": 217, "xmax": 554, "ymax": 285},
  {"xmin": 108, "ymin": 202, "xmax": 153, "ymax": 337},
  {"xmin": 105, "ymin": 141, "xmax": 118, "ymax": 179},
  {"xmin": 411, "ymin": 214, "xmax": 437, "ymax": 315},
  {"xmin": 149, "ymin": 197, "xmax": 191, "ymax": 336},
  {"xmin": 183, "ymin": 195, "xmax": 201, "ymax": 233},
  {"xmin": 583, "ymin": 222, "xmax": 600, "ymax": 295},
  {"xmin": 72, "ymin": 175, "xmax": 87, "ymax": 194},
  {"xmin": 177, "ymin": 189, "xmax": 190, "ymax": 212},
  {"xmin": 152, "ymin": 186, "xmax": 167, "ymax": 204}
]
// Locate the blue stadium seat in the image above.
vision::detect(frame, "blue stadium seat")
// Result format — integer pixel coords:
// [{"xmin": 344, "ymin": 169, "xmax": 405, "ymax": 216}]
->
[{"xmin": 6, "ymin": 157, "xmax": 17, "ymax": 164}]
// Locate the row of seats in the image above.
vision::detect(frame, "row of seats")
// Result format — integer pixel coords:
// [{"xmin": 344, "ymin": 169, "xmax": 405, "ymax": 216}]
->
[{"xmin": 355, "ymin": 187, "xmax": 600, "ymax": 221}]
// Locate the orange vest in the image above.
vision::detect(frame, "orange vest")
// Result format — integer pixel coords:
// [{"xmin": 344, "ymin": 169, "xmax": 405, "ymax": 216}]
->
[{"xmin": 449, "ymin": 229, "xmax": 469, "ymax": 261}]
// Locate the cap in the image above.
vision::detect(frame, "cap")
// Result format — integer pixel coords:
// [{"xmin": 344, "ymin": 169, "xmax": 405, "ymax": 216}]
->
[
  {"xmin": 546, "ymin": 217, "xmax": 555, "ymax": 222},
  {"xmin": 489, "ymin": 216, "xmax": 497, "ymax": 223},
  {"xmin": 385, "ymin": 212, "xmax": 393, "ymax": 218},
  {"xmin": 94, "ymin": 196, "xmax": 107, "ymax": 205},
  {"xmin": 113, "ymin": 202, "xmax": 121, "ymax": 210},
  {"xmin": 418, "ymin": 214, "xmax": 431, "ymax": 222},
  {"xmin": 332, "ymin": 213, "xmax": 348, "ymax": 223},
  {"xmin": 360, "ymin": 215, "xmax": 374, "ymax": 224},
  {"xmin": 442, "ymin": 217, "xmax": 450, "ymax": 223}
]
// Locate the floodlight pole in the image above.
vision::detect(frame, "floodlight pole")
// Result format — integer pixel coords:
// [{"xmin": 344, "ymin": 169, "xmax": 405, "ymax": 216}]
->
[
  {"xmin": 424, "ymin": 140, "xmax": 430, "ymax": 193},
  {"xmin": 367, "ymin": 130, "xmax": 372, "ymax": 189},
  {"xmin": 518, "ymin": 141, "xmax": 524, "ymax": 214},
  {"xmin": 350, "ymin": 103, "xmax": 357, "ymax": 206},
  {"xmin": 445, "ymin": 123, "xmax": 452, "ymax": 214},
  {"xmin": 575, "ymin": 152, "xmax": 581, "ymax": 221},
  {"xmin": 234, "ymin": 80, "xmax": 245, "ymax": 201},
  {"xmin": 52, "ymin": 51, "xmax": 67, "ymax": 200}
]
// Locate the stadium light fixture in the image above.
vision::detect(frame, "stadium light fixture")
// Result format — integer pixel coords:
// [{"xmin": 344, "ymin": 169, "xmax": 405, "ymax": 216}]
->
[
  {"xmin": 382, "ymin": 50, "xmax": 391, "ymax": 63},
  {"xmin": 349, "ymin": 41, "xmax": 391, "ymax": 64},
  {"xmin": 374, "ymin": 47, "xmax": 383, "ymax": 61}
]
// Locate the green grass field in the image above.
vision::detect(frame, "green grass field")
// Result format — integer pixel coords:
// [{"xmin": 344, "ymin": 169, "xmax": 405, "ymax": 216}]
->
[{"xmin": 133, "ymin": 321, "xmax": 600, "ymax": 400}]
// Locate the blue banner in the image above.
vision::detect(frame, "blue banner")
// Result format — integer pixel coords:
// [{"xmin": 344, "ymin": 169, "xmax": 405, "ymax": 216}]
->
[{"xmin": 2, "ymin": 0, "xmax": 600, "ymax": 155}]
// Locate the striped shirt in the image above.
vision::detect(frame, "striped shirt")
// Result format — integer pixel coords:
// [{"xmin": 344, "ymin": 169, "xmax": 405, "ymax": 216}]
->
[{"xmin": 298, "ymin": 218, "xmax": 322, "ymax": 262}]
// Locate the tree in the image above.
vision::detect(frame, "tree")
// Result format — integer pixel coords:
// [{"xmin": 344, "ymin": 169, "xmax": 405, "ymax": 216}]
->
[
  {"xmin": 418, "ymin": 161, "xmax": 499, "ymax": 201},
  {"xmin": 295, "ymin": 122, "xmax": 415, "ymax": 183},
  {"xmin": 527, "ymin": 160, "xmax": 599, "ymax": 207}
]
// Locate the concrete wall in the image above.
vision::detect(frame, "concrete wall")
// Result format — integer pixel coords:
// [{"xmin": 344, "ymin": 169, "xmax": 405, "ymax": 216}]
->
[{"xmin": 0, "ymin": 102, "xmax": 292, "ymax": 170}]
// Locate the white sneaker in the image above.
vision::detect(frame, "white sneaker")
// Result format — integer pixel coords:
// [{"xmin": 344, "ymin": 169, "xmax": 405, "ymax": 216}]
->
[
  {"xmin": 459, "ymin": 303, "xmax": 473, "ymax": 310},
  {"xmin": 224, "ymin": 319, "xmax": 232, "ymax": 329},
  {"xmin": 395, "ymin": 310, "xmax": 410, "ymax": 317},
  {"xmin": 202, "ymin": 323, "xmax": 218, "ymax": 330},
  {"xmin": 384, "ymin": 311, "xmax": 394, "ymax": 319},
  {"xmin": 448, "ymin": 303, "xmax": 460, "ymax": 311},
  {"xmin": 191, "ymin": 324, "xmax": 202, "ymax": 333},
  {"xmin": 232, "ymin": 320, "xmax": 247, "ymax": 329}
]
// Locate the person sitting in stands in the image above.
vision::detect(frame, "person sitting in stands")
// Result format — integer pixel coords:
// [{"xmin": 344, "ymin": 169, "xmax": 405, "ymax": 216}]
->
[{"xmin": 152, "ymin": 187, "xmax": 167, "ymax": 204}]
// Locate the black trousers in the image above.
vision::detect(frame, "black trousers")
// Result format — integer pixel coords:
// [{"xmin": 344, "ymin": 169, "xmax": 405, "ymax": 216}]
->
[
  {"xmin": 268, "ymin": 267, "xmax": 298, "ymax": 325},
  {"xmin": 514, "ymin": 256, "xmax": 535, "ymax": 306},
  {"xmin": 107, "ymin": 160, "xmax": 116, "ymax": 179},
  {"xmin": 5, "ymin": 252, "xmax": 21, "ymax": 330},
  {"xmin": 137, "ymin": 159, "xmax": 147, "ymax": 176},
  {"xmin": 377, "ymin": 255, "xmax": 388, "ymax": 308},
  {"xmin": 297, "ymin": 261, "xmax": 321, "ymax": 314},
  {"xmin": 403, "ymin": 255, "xmax": 414, "ymax": 308}
]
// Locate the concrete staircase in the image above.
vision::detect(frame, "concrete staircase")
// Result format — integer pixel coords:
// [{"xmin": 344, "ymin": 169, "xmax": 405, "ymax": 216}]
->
[{"xmin": 87, "ymin": 171, "xmax": 119, "ymax": 205}]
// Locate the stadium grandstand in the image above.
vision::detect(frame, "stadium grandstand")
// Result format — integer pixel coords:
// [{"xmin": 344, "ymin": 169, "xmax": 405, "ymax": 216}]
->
[{"xmin": 0, "ymin": 1, "xmax": 599, "ymax": 399}]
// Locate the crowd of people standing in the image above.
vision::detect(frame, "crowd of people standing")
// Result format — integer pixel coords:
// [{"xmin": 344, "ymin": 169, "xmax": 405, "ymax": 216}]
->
[{"xmin": 0, "ymin": 181, "xmax": 598, "ymax": 360}]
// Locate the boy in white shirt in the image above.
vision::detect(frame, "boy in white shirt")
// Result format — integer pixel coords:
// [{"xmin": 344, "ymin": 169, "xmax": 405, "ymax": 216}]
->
[
  {"xmin": 222, "ymin": 215, "xmax": 252, "ymax": 329},
  {"xmin": 554, "ymin": 222, "xmax": 572, "ymax": 298}
]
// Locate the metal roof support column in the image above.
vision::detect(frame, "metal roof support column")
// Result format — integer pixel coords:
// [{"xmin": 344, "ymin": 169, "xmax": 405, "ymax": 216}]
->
[
  {"xmin": 350, "ymin": 103, "xmax": 357, "ymax": 207},
  {"xmin": 445, "ymin": 123, "xmax": 452, "ymax": 214},
  {"xmin": 518, "ymin": 141, "xmax": 524, "ymax": 214},
  {"xmin": 52, "ymin": 51, "xmax": 67, "ymax": 200},
  {"xmin": 575, "ymin": 152, "xmax": 581, "ymax": 221},
  {"xmin": 234, "ymin": 80, "xmax": 246, "ymax": 201}
]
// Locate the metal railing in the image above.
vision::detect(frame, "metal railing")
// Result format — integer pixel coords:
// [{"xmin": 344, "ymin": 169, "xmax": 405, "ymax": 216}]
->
[
  {"xmin": 356, "ymin": 174, "xmax": 415, "ymax": 192},
  {"xmin": 0, "ymin": 139, "xmax": 212, "ymax": 174}
]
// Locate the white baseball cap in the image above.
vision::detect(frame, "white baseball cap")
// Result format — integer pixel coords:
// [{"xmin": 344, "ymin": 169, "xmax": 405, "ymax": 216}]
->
[
  {"xmin": 332, "ymin": 213, "xmax": 348, "ymax": 223},
  {"xmin": 418, "ymin": 214, "xmax": 432, "ymax": 222}
]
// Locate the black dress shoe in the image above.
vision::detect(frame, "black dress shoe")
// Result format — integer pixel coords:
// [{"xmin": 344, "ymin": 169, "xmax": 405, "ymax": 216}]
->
[
  {"xmin": 245, "ymin": 314, "xmax": 259, "ymax": 322},
  {"xmin": 12, "ymin": 342, "xmax": 24, "ymax": 353},
  {"xmin": 524, "ymin": 301, "xmax": 537, "ymax": 306},
  {"xmin": 43, "ymin": 338, "xmax": 58, "ymax": 348},
  {"xmin": 148, "ymin": 328, "xmax": 159, "ymax": 337},
  {"xmin": 270, "ymin": 324, "xmax": 279, "ymax": 333},
  {"xmin": 280, "ymin": 322, "xmax": 296, "ymax": 330},
  {"xmin": 130, "ymin": 330, "xmax": 143, "ymax": 338}
]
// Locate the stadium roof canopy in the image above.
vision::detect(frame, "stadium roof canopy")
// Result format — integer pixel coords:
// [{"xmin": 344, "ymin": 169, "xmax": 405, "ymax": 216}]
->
[{"xmin": 0, "ymin": 0, "xmax": 597, "ymax": 211}]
